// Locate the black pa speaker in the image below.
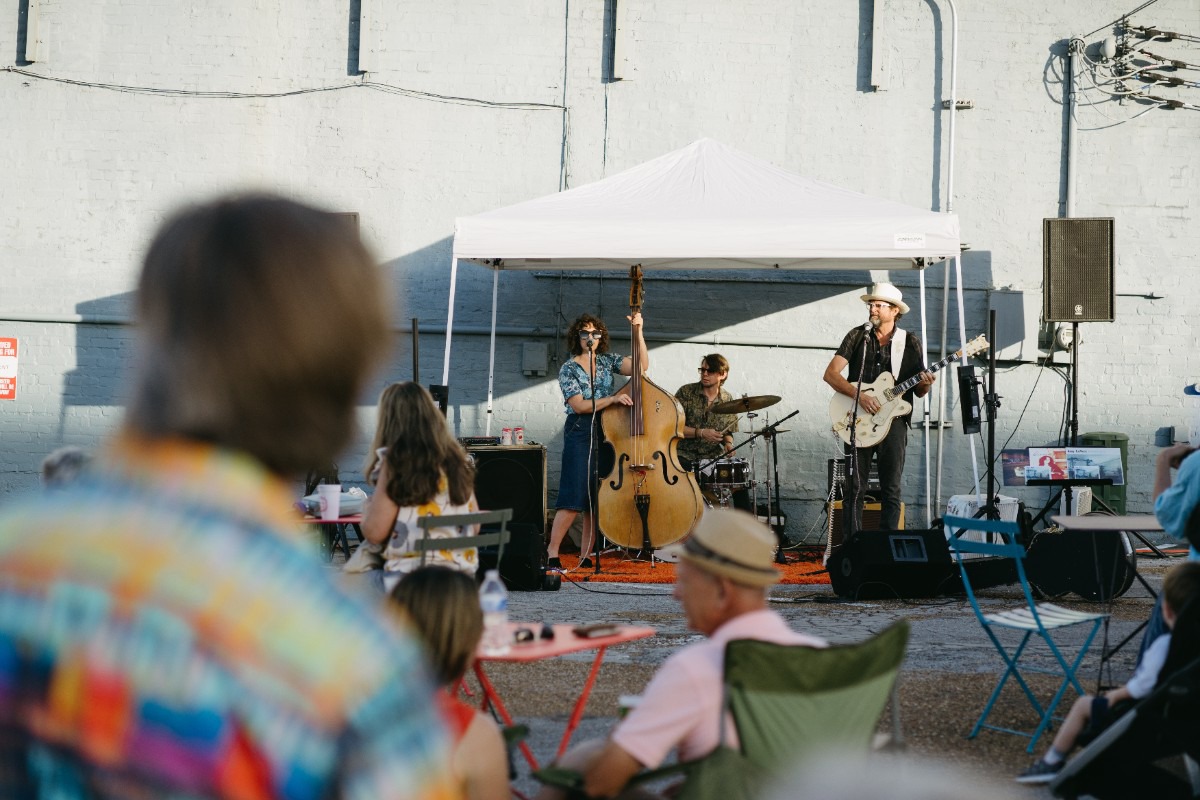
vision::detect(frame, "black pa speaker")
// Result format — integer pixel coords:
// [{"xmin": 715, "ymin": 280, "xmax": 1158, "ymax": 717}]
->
[
  {"xmin": 467, "ymin": 445, "xmax": 547, "ymax": 531},
  {"xmin": 829, "ymin": 528, "xmax": 956, "ymax": 600},
  {"xmin": 478, "ymin": 522, "xmax": 549, "ymax": 591},
  {"xmin": 1043, "ymin": 218, "xmax": 1115, "ymax": 322}
]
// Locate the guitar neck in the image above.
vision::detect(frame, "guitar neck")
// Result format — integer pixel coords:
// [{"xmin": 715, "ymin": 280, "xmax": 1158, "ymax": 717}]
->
[{"xmin": 889, "ymin": 349, "xmax": 962, "ymax": 397}]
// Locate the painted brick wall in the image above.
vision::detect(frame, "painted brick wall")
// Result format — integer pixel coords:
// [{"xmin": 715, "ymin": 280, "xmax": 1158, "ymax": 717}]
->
[{"xmin": 2, "ymin": 1, "xmax": 1197, "ymax": 545}]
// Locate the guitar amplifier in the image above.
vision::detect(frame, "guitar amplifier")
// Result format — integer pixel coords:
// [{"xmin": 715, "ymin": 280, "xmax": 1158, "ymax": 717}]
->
[{"xmin": 827, "ymin": 458, "xmax": 880, "ymax": 501}]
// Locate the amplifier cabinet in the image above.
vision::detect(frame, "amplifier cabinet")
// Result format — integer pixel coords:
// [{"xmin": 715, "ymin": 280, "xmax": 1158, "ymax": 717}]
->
[{"xmin": 466, "ymin": 444, "xmax": 547, "ymax": 534}]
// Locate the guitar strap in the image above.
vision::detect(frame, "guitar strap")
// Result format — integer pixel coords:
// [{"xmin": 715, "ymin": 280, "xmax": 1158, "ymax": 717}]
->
[{"xmin": 889, "ymin": 329, "xmax": 906, "ymax": 380}]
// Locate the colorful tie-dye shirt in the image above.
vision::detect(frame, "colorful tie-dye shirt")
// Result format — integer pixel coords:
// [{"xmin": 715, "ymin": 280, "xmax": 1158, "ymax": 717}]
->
[{"xmin": 0, "ymin": 435, "xmax": 458, "ymax": 800}]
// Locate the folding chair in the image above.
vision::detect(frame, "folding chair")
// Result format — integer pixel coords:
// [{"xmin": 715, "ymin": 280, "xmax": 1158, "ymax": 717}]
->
[
  {"xmin": 536, "ymin": 621, "xmax": 909, "ymax": 800},
  {"xmin": 414, "ymin": 507, "xmax": 513, "ymax": 567},
  {"xmin": 944, "ymin": 515, "xmax": 1108, "ymax": 753},
  {"xmin": 1051, "ymin": 599, "xmax": 1200, "ymax": 799}
]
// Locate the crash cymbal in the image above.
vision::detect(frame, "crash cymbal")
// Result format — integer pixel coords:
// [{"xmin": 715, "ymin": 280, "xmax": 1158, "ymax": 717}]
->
[{"xmin": 711, "ymin": 394, "xmax": 781, "ymax": 415}]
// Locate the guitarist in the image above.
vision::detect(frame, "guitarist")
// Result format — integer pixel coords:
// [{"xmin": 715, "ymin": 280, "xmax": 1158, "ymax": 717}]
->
[{"xmin": 822, "ymin": 283, "xmax": 934, "ymax": 540}]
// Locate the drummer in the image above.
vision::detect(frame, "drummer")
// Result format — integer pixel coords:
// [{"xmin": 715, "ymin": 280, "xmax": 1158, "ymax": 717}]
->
[{"xmin": 676, "ymin": 354, "xmax": 750, "ymax": 512}]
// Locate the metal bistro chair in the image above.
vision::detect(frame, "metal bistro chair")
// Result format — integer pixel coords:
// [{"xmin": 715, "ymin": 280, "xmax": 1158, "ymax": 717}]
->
[
  {"xmin": 414, "ymin": 507, "xmax": 513, "ymax": 568},
  {"xmin": 944, "ymin": 515, "xmax": 1108, "ymax": 753}
]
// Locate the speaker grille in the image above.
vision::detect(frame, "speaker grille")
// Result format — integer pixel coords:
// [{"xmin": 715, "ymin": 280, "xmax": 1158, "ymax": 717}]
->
[
  {"xmin": 1043, "ymin": 218, "xmax": 1115, "ymax": 322},
  {"xmin": 467, "ymin": 446, "xmax": 546, "ymax": 531}
]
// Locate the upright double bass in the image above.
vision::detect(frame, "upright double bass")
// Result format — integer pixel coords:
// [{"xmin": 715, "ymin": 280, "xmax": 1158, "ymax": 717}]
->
[{"xmin": 599, "ymin": 266, "xmax": 704, "ymax": 551}]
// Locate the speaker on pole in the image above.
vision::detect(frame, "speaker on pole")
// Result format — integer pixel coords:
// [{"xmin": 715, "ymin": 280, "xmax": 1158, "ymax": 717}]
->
[{"xmin": 1043, "ymin": 217, "xmax": 1115, "ymax": 323}]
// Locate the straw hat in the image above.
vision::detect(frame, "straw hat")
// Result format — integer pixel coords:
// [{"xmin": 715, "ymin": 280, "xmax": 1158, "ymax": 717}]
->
[
  {"xmin": 670, "ymin": 508, "xmax": 780, "ymax": 587},
  {"xmin": 860, "ymin": 282, "xmax": 910, "ymax": 315}
]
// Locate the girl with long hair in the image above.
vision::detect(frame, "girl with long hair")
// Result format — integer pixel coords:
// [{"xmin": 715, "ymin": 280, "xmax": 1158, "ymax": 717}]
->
[{"xmin": 348, "ymin": 382, "xmax": 479, "ymax": 592}]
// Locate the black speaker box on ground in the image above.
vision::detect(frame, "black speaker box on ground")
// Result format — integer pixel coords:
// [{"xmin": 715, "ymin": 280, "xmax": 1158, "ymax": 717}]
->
[
  {"xmin": 1043, "ymin": 217, "xmax": 1115, "ymax": 323},
  {"xmin": 478, "ymin": 523, "xmax": 551, "ymax": 591},
  {"xmin": 468, "ymin": 445, "xmax": 547, "ymax": 531},
  {"xmin": 829, "ymin": 528, "xmax": 956, "ymax": 600}
]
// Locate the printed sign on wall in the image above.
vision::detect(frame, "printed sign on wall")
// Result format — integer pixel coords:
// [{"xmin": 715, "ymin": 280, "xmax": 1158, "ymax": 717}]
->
[{"xmin": 0, "ymin": 338, "xmax": 17, "ymax": 400}]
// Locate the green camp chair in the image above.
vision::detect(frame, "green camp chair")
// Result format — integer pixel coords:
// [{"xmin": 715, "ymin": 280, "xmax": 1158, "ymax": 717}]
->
[{"xmin": 537, "ymin": 620, "xmax": 909, "ymax": 800}]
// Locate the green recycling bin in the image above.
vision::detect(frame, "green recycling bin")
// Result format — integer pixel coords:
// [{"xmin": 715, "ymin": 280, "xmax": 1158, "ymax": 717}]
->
[{"xmin": 1080, "ymin": 431, "xmax": 1129, "ymax": 515}]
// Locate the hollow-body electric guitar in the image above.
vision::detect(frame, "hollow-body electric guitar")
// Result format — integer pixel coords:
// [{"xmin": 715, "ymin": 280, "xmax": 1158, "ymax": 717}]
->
[{"xmin": 830, "ymin": 335, "xmax": 989, "ymax": 448}]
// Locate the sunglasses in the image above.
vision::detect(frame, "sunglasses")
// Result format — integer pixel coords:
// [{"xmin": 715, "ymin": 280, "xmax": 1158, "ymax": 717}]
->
[
  {"xmin": 698, "ymin": 367, "xmax": 723, "ymax": 374},
  {"xmin": 579, "ymin": 331, "xmax": 603, "ymax": 340}
]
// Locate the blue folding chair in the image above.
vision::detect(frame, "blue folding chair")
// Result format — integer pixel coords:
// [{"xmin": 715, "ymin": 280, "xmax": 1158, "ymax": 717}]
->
[{"xmin": 944, "ymin": 515, "xmax": 1108, "ymax": 753}]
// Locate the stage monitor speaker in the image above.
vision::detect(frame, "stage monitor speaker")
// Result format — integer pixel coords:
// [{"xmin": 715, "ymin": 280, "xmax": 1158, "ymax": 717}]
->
[
  {"xmin": 1043, "ymin": 217, "xmax": 1115, "ymax": 322},
  {"xmin": 467, "ymin": 445, "xmax": 547, "ymax": 532},
  {"xmin": 828, "ymin": 528, "xmax": 956, "ymax": 600}
]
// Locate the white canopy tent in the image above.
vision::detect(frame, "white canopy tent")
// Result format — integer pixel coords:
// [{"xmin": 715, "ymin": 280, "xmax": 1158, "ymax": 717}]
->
[{"xmin": 442, "ymin": 138, "xmax": 968, "ymax": 523}]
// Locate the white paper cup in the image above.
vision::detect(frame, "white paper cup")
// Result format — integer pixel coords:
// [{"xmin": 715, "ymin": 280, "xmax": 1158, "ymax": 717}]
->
[{"xmin": 318, "ymin": 484, "xmax": 342, "ymax": 520}]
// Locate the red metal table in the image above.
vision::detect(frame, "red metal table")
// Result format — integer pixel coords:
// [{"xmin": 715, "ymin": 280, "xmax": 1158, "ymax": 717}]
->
[{"xmin": 472, "ymin": 622, "xmax": 655, "ymax": 770}]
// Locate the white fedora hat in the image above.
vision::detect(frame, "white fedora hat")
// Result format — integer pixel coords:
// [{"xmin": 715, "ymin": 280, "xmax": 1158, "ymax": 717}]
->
[{"xmin": 860, "ymin": 282, "xmax": 910, "ymax": 315}]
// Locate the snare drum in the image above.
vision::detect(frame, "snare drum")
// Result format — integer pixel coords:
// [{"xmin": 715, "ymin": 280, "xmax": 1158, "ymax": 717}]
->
[{"xmin": 701, "ymin": 457, "xmax": 751, "ymax": 490}]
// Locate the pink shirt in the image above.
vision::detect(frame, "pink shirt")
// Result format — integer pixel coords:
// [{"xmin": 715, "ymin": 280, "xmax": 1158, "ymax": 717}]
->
[{"xmin": 611, "ymin": 609, "xmax": 826, "ymax": 767}]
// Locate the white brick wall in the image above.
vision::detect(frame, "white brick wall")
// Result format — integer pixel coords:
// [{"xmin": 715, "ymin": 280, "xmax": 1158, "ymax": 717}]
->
[{"xmin": 2, "ymin": 1, "xmax": 1197, "ymax": 541}]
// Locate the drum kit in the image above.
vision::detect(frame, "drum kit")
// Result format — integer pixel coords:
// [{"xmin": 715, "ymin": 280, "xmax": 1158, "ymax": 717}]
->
[{"xmin": 693, "ymin": 394, "xmax": 797, "ymax": 521}]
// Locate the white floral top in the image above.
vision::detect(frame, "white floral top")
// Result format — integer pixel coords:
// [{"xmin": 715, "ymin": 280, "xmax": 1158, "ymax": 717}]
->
[{"xmin": 380, "ymin": 472, "xmax": 479, "ymax": 591}]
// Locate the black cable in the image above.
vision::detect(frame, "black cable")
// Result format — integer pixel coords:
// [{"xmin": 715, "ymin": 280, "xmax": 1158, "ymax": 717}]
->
[
  {"xmin": 1, "ymin": 67, "xmax": 564, "ymax": 111},
  {"xmin": 1080, "ymin": 0, "xmax": 1163, "ymax": 40}
]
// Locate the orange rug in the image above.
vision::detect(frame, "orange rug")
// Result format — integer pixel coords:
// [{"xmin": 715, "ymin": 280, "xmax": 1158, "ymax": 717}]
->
[{"xmin": 554, "ymin": 550, "xmax": 831, "ymax": 585}]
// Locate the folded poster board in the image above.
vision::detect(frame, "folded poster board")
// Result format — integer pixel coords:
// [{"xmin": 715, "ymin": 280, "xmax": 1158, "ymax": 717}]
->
[{"xmin": 1000, "ymin": 447, "xmax": 1125, "ymax": 487}]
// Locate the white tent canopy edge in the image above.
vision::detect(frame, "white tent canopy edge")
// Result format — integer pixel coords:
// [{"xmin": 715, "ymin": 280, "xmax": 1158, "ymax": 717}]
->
[{"xmin": 441, "ymin": 138, "xmax": 965, "ymax": 525}]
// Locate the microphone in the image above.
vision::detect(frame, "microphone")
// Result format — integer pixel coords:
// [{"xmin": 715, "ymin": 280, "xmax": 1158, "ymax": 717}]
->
[
  {"xmin": 587, "ymin": 337, "xmax": 597, "ymax": 351},
  {"xmin": 863, "ymin": 320, "xmax": 876, "ymax": 332}
]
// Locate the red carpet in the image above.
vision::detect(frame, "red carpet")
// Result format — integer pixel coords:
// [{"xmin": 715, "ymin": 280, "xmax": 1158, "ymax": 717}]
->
[{"xmin": 554, "ymin": 550, "xmax": 831, "ymax": 585}]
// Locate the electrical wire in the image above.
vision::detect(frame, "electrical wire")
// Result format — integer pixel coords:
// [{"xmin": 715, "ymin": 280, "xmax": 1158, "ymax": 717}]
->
[
  {"xmin": 1, "ymin": 67, "xmax": 564, "ymax": 111},
  {"xmin": 1079, "ymin": 0, "xmax": 1164, "ymax": 40}
]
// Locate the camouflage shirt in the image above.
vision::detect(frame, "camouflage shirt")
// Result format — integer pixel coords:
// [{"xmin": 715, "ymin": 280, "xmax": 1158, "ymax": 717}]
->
[{"xmin": 675, "ymin": 381, "xmax": 738, "ymax": 467}]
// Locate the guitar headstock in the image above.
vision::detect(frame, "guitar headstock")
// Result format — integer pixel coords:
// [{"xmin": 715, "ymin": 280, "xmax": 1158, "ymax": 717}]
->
[
  {"xmin": 628, "ymin": 264, "xmax": 645, "ymax": 312},
  {"xmin": 961, "ymin": 335, "xmax": 990, "ymax": 359}
]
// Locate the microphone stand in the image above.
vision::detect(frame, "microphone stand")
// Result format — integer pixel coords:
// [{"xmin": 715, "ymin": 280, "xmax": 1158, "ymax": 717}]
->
[
  {"xmin": 588, "ymin": 344, "xmax": 602, "ymax": 576},
  {"xmin": 757, "ymin": 410, "xmax": 799, "ymax": 563},
  {"xmin": 844, "ymin": 324, "xmax": 873, "ymax": 544}
]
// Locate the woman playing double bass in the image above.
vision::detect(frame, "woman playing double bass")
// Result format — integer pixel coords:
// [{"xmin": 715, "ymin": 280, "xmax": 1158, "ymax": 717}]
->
[{"xmin": 545, "ymin": 311, "xmax": 646, "ymax": 570}]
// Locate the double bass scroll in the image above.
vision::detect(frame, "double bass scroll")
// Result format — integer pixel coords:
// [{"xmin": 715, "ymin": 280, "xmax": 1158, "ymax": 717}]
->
[{"xmin": 599, "ymin": 265, "xmax": 704, "ymax": 550}]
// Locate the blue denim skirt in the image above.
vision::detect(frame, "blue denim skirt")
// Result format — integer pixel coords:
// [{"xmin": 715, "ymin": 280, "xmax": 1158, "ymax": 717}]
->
[{"xmin": 556, "ymin": 413, "xmax": 615, "ymax": 511}]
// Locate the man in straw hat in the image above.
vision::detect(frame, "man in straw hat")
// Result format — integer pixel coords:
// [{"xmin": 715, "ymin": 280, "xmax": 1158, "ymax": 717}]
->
[
  {"xmin": 823, "ymin": 282, "xmax": 934, "ymax": 541},
  {"xmin": 537, "ymin": 509, "xmax": 826, "ymax": 799}
]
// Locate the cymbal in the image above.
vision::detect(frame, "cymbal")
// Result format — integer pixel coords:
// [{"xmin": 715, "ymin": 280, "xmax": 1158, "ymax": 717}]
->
[{"xmin": 711, "ymin": 394, "xmax": 781, "ymax": 415}]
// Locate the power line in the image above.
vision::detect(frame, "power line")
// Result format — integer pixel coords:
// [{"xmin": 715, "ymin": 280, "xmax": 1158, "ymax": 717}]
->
[{"xmin": 2, "ymin": 67, "xmax": 563, "ymax": 111}]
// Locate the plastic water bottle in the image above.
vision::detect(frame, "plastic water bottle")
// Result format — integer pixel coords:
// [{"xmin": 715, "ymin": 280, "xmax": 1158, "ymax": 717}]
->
[{"xmin": 479, "ymin": 569, "xmax": 510, "ymax": 655}]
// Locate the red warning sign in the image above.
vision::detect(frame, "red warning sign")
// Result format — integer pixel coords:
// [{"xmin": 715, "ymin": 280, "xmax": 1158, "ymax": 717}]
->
[{"xmin": 0, "ymin": 338, "xmax": 17, "ymax": 400}]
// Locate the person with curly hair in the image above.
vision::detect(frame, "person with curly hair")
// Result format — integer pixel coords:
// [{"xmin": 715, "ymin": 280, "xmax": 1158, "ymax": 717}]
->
[{"xmin": 546, "ymin": 311, "xmax": 646, "ymax": 569}]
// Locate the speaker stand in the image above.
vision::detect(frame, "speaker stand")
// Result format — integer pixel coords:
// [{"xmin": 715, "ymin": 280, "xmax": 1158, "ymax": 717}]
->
[{"xmin": 972, "ymin": 310, "xmax": 1003, "ymax": 522}]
